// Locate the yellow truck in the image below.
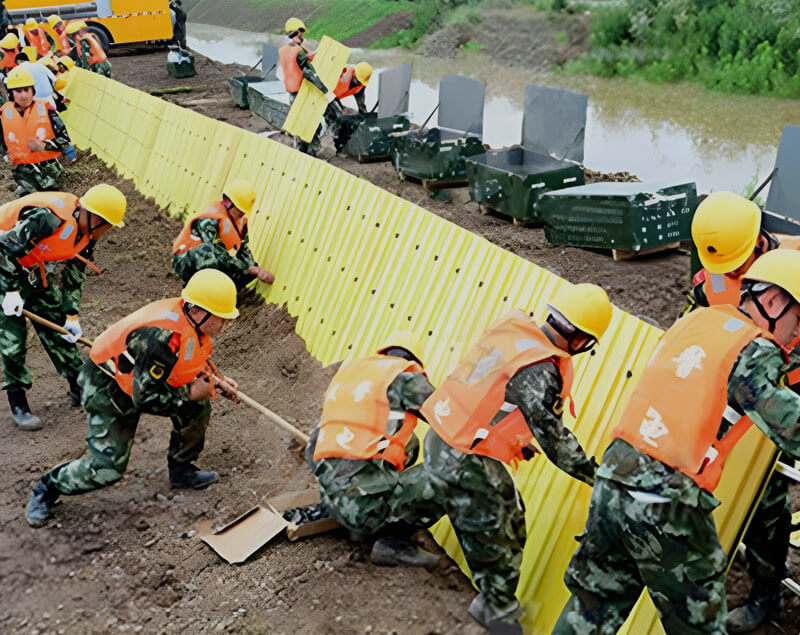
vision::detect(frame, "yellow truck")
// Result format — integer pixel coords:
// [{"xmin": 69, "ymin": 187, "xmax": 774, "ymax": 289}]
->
[{"xmin": 6, "ymin": 0, "xmax": 174, "ymax": 49}]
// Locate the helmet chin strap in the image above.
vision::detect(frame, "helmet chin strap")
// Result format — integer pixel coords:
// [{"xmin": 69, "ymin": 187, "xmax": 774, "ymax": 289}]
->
[
  {"xmin": 546, "ymin": 315, "xmax": 596, "ymax": 355},
  {"xmin": 183, "ymin": 302, "xmax": 211, "ymax": 335},
  {"xmin": 750, "ymin": 293, "xmax": 793, "ymax": 333}
]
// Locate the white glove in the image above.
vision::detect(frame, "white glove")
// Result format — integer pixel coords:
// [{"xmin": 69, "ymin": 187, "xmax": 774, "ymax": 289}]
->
[
  {"xmin": 2, "ymin": 290, "xmax": 23, "ymax": 316},
  {"xmin": 60, "ymin": 317, "xmax": 82, "ymax": 343},
  {"xmin": 325, "ymin": 91, "xmax": 336, "ymax": 104}
]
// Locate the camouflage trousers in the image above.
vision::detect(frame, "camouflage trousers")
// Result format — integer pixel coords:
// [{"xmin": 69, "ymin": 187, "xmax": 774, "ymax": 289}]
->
[
  {"xmin": 423, "ymin": 429, "xmax": 527, "ymax": 619},
  {"xmin": 553, "ymin": 476, "xmax": 727, "ymax": 635},
  {"xmin": 12, "ymin": 158, "xmax": 64, "ymax": 196},
  {"xmin": 171, "ymin": 250, "xmax": 251, "ymax": 290},
  {"xmin": 0, "ymin": 282, "xmax": 82, "ymax": 391},
  {"xmin": 288, "ymin": 93, "xmax": 338, "ymax": 157},
  {"xmin": 91, "ymin": 60, "xmax": 111, "ymax": 77},
  {"xmin": 49, "ymin": 361, "xmax": 211, "ymax": 495},
  {"xmin": 742, "ymin": 472, "xmax": 792, "ymax": 592}
]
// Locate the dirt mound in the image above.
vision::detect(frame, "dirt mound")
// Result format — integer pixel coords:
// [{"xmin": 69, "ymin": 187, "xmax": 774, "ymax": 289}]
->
[{"xmin": 343, "ymin": 12, "xmax": 415, "ymax": 48}]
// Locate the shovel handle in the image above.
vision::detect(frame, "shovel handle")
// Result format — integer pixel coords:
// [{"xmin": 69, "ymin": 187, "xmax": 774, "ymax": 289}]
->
[{"xmin": 22, "ymin": 309, "xmax": 94, "ymax": 348}]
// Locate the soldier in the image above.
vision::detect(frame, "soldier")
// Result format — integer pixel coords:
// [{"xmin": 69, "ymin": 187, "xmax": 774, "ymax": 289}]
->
[
  {"xmin": 687, "ymin": 191, "xmax": 799, "ymax": 632},
  {"xmin": 47, "ymin": 15, "xmax": 72, "ymax": 56},
  {"xmin": 22, "ymin": 18, "xmax": 51, "ymax": 58},
  {"xmin": 0, "ymin": 185, "xmax": 126, "ymax": 430},
  {"xmin": 0, "ymin": 33, "xmax": 19, "ymax": 83},
  {"xmin": 65, "ymin": 21, "xmax": 110, "ymax": 77},
  {"xmin": 0, "ymin": 66, "xmax": 71, "ymax": 196},
  {"xmin": 172, "ymin": 179, "xmax": 274, "ymax": 289},
  {"xmin": 329, "ymin": 62, "xmax": 372, "ymax": 155},
  {"xmin": 25, "ymin": 269, "xmax": 242, "ymax": 527},
  {"xmin": 419, "ymin": 283, "xmax": 613, "ymax": 633},
  {"xmin": 553, "ymin": 249, "xmax": 800, "ymax": 634},
  {"xmin": 305, "ymin": 331, "xmax": 441, "ymax": 567}
]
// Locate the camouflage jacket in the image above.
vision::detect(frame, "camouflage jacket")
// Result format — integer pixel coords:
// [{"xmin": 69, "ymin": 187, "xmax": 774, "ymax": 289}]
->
[
  {"xmin": 0, "ymin": 206, "xmax": 90, "ymax": 314},
  {"xmin": 191, "ymin": 217, "xmax": 257, "ymax": 287},
  {"xmin": 507, "ymin": 361, "xmax": 597, "ymax": 485},
  {"xmin": 296, "ymin": 47, "xmax": 327, "ymax": 93},
  {"xmin": 0, "ymin": 103, "xmax": 70, "ymax": 158},
  {"xmin": 599, "ymin": 337, "xmax": 800, "ymax": 510},
  {"xmin": 124, "ymin": 326, "xmax": 195, "ymax": 414}
]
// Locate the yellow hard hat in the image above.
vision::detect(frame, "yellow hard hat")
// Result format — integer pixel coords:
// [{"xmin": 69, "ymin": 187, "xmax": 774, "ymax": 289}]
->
[
  {"xmin": 548, "ymin": 283, "xmax": 613, "ymax": 341},
  {"xmin": 222, "ymin": 179, "xmax": 256, "ymax": 216},
  {"xmin": 355, "ymin": 62, "xmax": 372, "ymax": 85},
  {"xmin": 20, "ymin": 46, "xmax": 37, "ymax": 62},
  {"xmin": 7, "ymin": 66, "xmax": 35, "ymax": 89},
  {"xmin": 182, "ymin": 269, "xmax": 240, "ymax": 319},
  {"xmin": 58, "ymin": 55, "xmax": 75, "ymax": 70},
  {"xmin": 285, "ymin": 17, "xmax": 306, "ymax": 34},
  {"xmin": 47, "ymin": 15, "xmax": 62, "ymax": 28},
  {"xmin": 24, "ymin": 18, "xmax": 38, "ymax": 31},
  {"xmin": 742, "ymin": 249, "xmax": 800, "ymax": 304},
  {"xmin": 65, "ymin": 21, "xmax": 86, "ymax": 35},
  {"xmin": 0, "ymin": 33, "xmax": 18, "ymax": 50},
  {"xmin": 377, "ymin": 330, "xmax": 425, "ymax": 366},
  {"xmin": 80, "ymin": 184, "xmax": 127, "ymax": 227},
  {"xmin": 692, "ymin": 191, "xmax": 761, "ymax": 274},
  {"xmin": 54, "ymin": 77, "xmax": 66, "ymax": 91}
]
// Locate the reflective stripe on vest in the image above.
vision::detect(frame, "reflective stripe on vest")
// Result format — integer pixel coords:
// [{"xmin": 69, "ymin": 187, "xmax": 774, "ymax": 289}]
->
[
  {"xmin": 612, "ymin": 305, "xmax": 769, "ymax": 492},
  {"xmin": 76, "ymin": 33, "xmax": 106, "ymax": 65},
  {"xmin": 89, "ymin": 298, "xmax": 213, "ymax": 397},
  {"xmin": 279, "ymin": 43, "xmax": 309, "ymax": 94},
  {"xmin": 56, "ymin": 31, "xmax": 71, "ymax": 54},
  {"xmin": 1, "ymin": 99, "xmax": 60, "ymax": 165},
  {"xmin": 333, "ymin": 66, "xmax": 362, "ymax": 100},
  {"xmin": 703, "ymin": 271, "xmax": 742, "ymax": 307},
  {"xmin": 420, "ymin": 309, "xmax": 574, "ymax": 465},
  {"xmin": 0, "ymin": 192, "xmax": 86, "ymax": 268},
  {"xmin": 312, "ymin": 355, "xmax": 423, "ymax": 471},
  {"xmin": 172, "ymin": 201, "xmax": 246, "ymax": 255}
]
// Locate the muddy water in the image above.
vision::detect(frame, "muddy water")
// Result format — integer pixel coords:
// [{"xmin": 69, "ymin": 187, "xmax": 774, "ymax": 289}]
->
[{"xmin": 188, "ymin": 23, "xmax": 800, "ymax": 194}]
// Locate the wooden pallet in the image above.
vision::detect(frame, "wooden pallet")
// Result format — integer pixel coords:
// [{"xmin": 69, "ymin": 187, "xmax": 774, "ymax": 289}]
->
[{"xmin": 612, "ymin": 241, "xmax": 681, "ymax": 262}]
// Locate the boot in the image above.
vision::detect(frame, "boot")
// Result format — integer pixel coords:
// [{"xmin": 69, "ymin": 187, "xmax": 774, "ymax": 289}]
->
[
  {"xmin": 26, "ymin": 475, "xmax": 60, "ymax": 527},
  {"xmin": 8, "ymin": 389, "xmax": 42, "ymax": 431},
  {"xmin": 67, "ymin": 376, "xmax": 81, "ymax": 407},
  {"xmin": 370, "ymin": 537, "xmax": 440, "ymax": 569},
  {"xmin": 468, "ymin": 593, "xmax": 524, "ymax": 635},
  {"xmin": 167, "ymin": 458, "xmax": 219, "ymax": 490},
  {"xmin": 726, "ymin": 586, "xmax": 784, "ymax": 633}
]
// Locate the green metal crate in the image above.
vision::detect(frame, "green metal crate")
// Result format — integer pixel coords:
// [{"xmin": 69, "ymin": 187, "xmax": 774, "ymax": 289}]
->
[
  {"xmin": 339, "ymin": 113, "xmax": 411, "ymax": 161},
  {"xmin": 392, "ymin": 130, "xmax": 486, "ymax": 183},
  {"xmin": 466, "ymin": 147, "xmax": 584, "ymax": 222},
  {"xmin": 228, "ymin": 75, "xmax": 263, "ymax": 108},
  {"xmin": 540, "ymin": 181, "xmax": 698, "ymax": 251},
  {"xmin": 167, "ymin": 48, "xmax": 196, "ymax": 79},
  {"xmin": 247, "ymin": 84, "xmax": 291, "ymax": 129}
]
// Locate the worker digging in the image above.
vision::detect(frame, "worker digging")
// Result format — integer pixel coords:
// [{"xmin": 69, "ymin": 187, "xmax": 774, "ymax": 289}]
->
[{"xmin": 2, "ymin": 7, "xmax": 799, "ymax": 635}]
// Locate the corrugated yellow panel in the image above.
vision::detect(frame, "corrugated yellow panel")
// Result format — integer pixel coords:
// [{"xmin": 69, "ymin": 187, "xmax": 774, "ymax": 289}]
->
[
  {"xmin": 69, "ymin": 76, "xmax": 779, "ymax": 635},
  {"xmin": 282, "ymin": 36, "xmax": 350, "ymax": 142}
]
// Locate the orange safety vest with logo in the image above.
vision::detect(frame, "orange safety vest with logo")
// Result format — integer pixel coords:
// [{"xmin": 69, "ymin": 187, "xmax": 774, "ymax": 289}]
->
[
  {"xmin": 1, "ymin": 99, "xmax": 61, "ymax": 165},
  {"xmin": 420, "ymin": 310, "xmax": 574, "ymax": 465},
  {"xmin": 90, "ymin": 298, "xmax": 213, "ymax": 398},
  {"xmin": 313, "ymin": 355, "xmax": 424, "ymax": 471},
  {"xmin": 612, "ymin": 304, "xmax": 773, "ymax": 492},
  {"xmin": 333, "ymin": 66, "xmax": 362, "ymax": 100},
  {"xmin": 278, "ymin": 43, "xmax": 313, "ymax": 94},
  {"xmin": 0, "ymin": 192, "xmax": 86, "ymax": 282},
  {"xmin": 0, "ymin": 48, "xmax": 17, "ymax": 72},
  {"xmin": 172, "ymin": 202, "xmax": 247, "ymax": 256},
  {"xmin": 25, "ymin": 29, "xmax": 50, "ymax": 57},
  {"xmin": 75, "ymin": 32, "xmax": 106, "ymax": 65}
]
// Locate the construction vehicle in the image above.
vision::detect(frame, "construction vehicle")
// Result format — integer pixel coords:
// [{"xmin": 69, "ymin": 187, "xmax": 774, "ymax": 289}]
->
[{"xmin": 6, "ymin": 0, "xmax": 173, "ymax": 49}]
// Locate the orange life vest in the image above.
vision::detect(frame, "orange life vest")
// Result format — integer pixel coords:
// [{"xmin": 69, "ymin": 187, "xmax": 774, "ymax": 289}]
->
[
  {"xmin": 279, "ymin": 43, "xmax": 313, "ymax": 94},
  {"xmin": 0, "ymin": 192, "xmax": 86, "ymax": 274},
  {"xmin": 25, "ymin": 29, "xmax": 50, "ymax": 57},
  {"xmin": 172, "ymin": 201, "xmax": 247, "ymax": 256},
  {"xmin": 0, "ymin": 47, "xmax": 17, "ymax": 72},
  {"xmin": 90, "ymin": 298, "xmax": 213, "ymax": 398},
  {"xmin": 1, "ymin": 99, "xmax": 61, "ymax": 165},
  {"xmin": 75, "ymin": 32, "xmax": 106, "ymax": 65},
  {"xmin": 612, "ymin": 305, "xmax": 773, "ymax": 492},
  {"xmin": 420, "ymin": 310, "xmax": 574, "ymax": 465},
  {"xmin": 333, "ymin": 66, "xmax": 363, "ymax": 100},
  {"xmin": 312, "ymin": 355, "xmax": 424, "ymax": 471}
]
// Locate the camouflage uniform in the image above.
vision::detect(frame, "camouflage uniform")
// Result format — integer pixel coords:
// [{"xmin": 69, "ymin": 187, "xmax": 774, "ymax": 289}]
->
[
  {"xmin": 0, "ymin": 206, "xmax": 88, "ymax": 391},
  {"xmin": 47, "ymin": 327, "xmax": 211, "ymax": 495},
  {"xmin": 305, "ymin": 371, "xmax": 440, "ymax": 539},
  {"xmin": 171, "ymin": 216, "xmax": 258, "ymax": 290},
  {"xmin": 74, "ymin": 37, "xmax": 111, "ymax": 77},
  {"xmin": 424, "ymin": 361, "xmax": 597, "ymax": 621},
  {"xmin": 554, "ymin": 338, "xmax": 800, "ymax": 634},
  {"xmin": 288, "ymin": 48, "xmax": 328, "ymax": 157},
  {"xmin": 0, "ymin": 104, "xmax": 69, "ymax": 195},
  {"xmin": 329, "ymin": 86, "xmax": 367, "ymax": 154}
]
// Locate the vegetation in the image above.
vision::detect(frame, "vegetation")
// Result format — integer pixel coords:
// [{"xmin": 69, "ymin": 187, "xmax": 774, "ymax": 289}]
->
[{"xmin": 566, "ymin": 0, "xmax": 800, "ymax": 97}]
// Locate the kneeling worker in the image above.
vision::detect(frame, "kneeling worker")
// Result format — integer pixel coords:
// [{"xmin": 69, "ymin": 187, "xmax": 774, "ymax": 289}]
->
[
  {"xmin": 420, "ymin": 283, "xmax": 613, "ymax": 633},
  {"xmin": 305, "ymin": 331, "xmax": 441, "ymax": 566},
  {"xmin": 554, "ymin": 249, "xmax": 800, "ymax": 634},
  {"xmin": 172, "ymin": 179, "xmax": 274, "ymax": 289},
  {"xmin": 26, "ymin": 269, "xmax": 241, "ymax": 527}
]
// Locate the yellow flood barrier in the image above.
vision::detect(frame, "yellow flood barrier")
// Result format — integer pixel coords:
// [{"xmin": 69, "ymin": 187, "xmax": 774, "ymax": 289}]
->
[{"xmin": 62, "ymin": 69, "xmax": 775, "ymax": 634}]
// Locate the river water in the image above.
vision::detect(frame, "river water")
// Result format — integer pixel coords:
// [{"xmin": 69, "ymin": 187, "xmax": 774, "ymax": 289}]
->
[{"xmin": 187, "ymin": 23, "xmax": 800, "ymax": 195}]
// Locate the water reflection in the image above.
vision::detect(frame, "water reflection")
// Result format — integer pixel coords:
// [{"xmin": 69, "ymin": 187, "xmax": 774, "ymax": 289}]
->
[{"xmin": 187, "ymin": 23, "xmax": 800, "ymax": 194}]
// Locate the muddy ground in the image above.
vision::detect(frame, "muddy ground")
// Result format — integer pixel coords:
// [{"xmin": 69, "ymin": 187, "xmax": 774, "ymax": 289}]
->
[{"xmin": 0, "ymin": 45, "xmax": 797, "ymax": 635}]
